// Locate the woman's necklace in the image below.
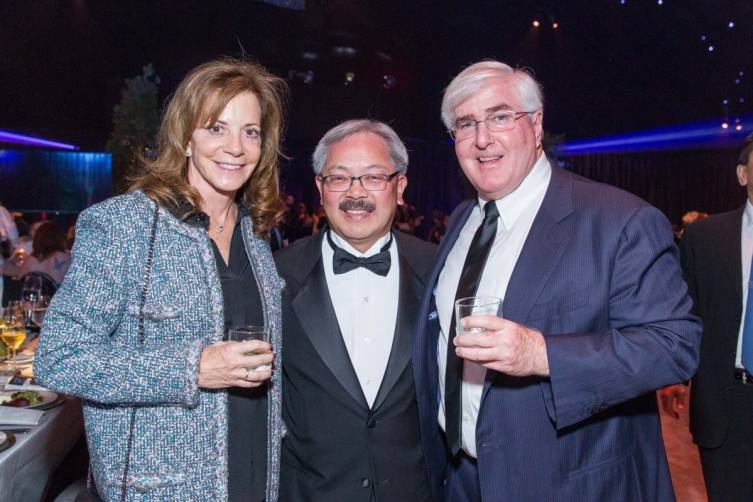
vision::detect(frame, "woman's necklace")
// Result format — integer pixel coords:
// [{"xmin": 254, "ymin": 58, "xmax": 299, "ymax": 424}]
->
[{"xmin": 213, "ymin": 202, "xmax": 235, "ymax": 234}]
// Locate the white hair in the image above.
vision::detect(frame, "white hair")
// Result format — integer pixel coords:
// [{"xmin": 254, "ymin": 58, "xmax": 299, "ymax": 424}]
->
[
  {"xmin": 441, "ymin": 60, "xmax": 544, "ymax": 130},
  {"xmin": 312, "ymin": 119, "xmax": 408, "ymax": 174}
]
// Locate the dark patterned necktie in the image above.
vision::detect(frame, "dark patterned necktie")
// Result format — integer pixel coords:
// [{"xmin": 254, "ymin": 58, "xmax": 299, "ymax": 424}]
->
[
  {"xmin": 328, "ymin": 230, "xmax": 393, "ymax": 276},
  {"xmin": 445, "ymin": 201, "xmax": 499, "ymax": 455}
]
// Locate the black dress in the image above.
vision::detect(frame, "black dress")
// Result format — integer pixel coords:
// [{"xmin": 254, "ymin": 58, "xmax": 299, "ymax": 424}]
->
[{"xmin": 211, "ymin": 215, "xmax": 268, "ymax": 502}]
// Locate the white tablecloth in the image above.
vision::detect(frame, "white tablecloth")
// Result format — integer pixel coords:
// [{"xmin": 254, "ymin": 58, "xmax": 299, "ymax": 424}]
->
[{"xmin": 0, "ymin": 397, "xmax": 84, "ymax": 502}]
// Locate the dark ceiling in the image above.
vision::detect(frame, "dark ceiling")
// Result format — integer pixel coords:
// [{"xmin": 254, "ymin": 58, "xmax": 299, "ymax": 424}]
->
[{"xmin": 1, "ymin": 0, "xmax": 751, "ymax": 150}]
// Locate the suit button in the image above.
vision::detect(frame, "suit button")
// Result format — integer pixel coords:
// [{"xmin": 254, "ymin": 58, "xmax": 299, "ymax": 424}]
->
[
  {"xmin": 362, "ymin": 478, "xmax": 371, "ymax": 488},
  {"xmin": 367, "ymin": 418, "xmax": 376, "ymax": 428}
]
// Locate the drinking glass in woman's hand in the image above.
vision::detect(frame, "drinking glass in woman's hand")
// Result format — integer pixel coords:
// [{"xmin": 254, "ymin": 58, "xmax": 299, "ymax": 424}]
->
[
  {"xmin": 228, "ymin": 326, "xmax": 272, "ymax": 371},
  {"xmin": 198, "ymin": 337, "xmax": 274, "ymax": 389}
]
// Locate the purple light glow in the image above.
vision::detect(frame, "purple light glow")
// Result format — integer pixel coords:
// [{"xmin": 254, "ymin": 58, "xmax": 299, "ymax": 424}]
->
[{"xmin": 0, "ymin": 130, "xmax": 78, "ymax": 150}]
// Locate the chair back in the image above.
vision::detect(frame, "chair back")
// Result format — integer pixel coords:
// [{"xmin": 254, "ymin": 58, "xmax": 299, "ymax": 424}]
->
[{"xmin": 20, "ymin": 271, "xmax": 58, "ymax": 298}]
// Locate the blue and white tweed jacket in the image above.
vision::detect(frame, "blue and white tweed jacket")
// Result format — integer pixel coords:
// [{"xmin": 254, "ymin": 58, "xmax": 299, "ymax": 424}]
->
[{"xmin": 34, "ymin": 191, "xmax": 284, "ymax": 501}]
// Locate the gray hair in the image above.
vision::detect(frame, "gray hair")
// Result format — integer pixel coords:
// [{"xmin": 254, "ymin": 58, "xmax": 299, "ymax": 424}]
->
[
  {"xmin": 312, "ymin": 119, "xmax": 408, "ymax": 174},
  {"xmin": 441, "ymin": 60, "xmax": 544, "ymax": 130}
]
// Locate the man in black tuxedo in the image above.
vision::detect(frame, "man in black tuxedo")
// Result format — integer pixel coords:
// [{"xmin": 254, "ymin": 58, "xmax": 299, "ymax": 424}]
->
[
  {"xmin": 274, "ymin": 119, "xmax": 435, "ymax": 501},
  {"xmin": 661, "ymin": 135, "xmax": 753, "ymax": 501}
]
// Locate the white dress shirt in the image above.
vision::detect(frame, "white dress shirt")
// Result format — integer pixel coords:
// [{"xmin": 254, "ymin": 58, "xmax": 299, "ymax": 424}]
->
[
  {"xmin": 323, "ymin": 230, "xmax": 399, "ymax": 407},
  {"xmin": 737, "ymin": 199, "xmax": 753, "ymax": 369},
  {"xmin": 435, "ymin": 155, "xmax": 552, "ymax": 457}
]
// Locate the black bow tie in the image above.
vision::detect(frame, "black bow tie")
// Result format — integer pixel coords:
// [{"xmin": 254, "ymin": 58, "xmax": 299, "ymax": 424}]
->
[{"xmin": 328, "ymin": 230, "xmax": 393, "ymax": 276}]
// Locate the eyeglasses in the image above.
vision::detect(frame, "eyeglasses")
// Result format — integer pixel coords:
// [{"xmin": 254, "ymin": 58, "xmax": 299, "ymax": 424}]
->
[
  {"xmin": 448, "ymin": 110, "xmax": 536, "ymax": 141},
  {"xmin": 318, "ymin": 172, "xmax": 401, "ymax": 192}
]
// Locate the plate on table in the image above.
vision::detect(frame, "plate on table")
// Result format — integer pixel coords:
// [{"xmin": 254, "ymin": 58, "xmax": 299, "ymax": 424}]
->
[
  {"xmin": 14, "ymin": 353, "xmax": 34, "ymax": 364},
  {"xmin": 0, "ymin": 431, "xmax": 16, "ymax": 453},
  {"xmin": 0, "ymin": 353, "xmax": 35, "ymax": 364},
  {"xmin": 0, "ymin": 390, "xmax": 60, "ymax": 409}
]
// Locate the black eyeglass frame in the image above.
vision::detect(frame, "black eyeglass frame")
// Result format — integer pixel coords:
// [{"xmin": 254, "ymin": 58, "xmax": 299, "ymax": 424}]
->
[{"xmin": 317, "ymin": 171, "xmax": 402, "ymax": 192}]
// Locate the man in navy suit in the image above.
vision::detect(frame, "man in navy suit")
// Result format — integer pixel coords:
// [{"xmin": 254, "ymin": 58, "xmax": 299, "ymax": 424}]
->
[
  {"xmin": 412, "ymin": 60, "xmax": 702, "ymax": 501},
  {"xmin": 660, "ymin": 136, "xmax": 753, "ymax": 501}
]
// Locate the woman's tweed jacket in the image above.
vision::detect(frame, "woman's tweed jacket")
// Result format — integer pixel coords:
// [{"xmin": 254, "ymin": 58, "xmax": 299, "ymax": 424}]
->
[{"xmin": 34, "ymin": 191, "xmax": 284, "ymax": 501}]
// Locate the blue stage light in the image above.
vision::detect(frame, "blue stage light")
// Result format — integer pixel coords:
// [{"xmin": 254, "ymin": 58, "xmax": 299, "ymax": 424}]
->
[
  {"xmin": 0, "ymin": 130, "xmax": 78, "ymax": 150},
  {"xmin": 558, "ymin": 116, "xmax": 753, "ymax": 155}
]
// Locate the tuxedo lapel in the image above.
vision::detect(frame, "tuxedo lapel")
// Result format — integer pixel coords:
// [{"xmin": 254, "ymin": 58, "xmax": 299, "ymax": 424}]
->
[
  {"xmin": 290, "ymin": 237, "xmax": 369, "ymax": 410},
  {"xmin": 372, "ymin": 247, "xmax": 421, "ymax": 411}
]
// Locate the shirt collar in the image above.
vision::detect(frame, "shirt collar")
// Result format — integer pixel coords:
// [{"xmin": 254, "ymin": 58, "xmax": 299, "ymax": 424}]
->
[
  {"xmin": 328, "ymin": 229, "xmax": 393, "ymax": 257},
  {"xmin": 476, "ymin": 154, "xmax": 552, "ymax": 229},
  {"xmin": 164, "ymin": 194, "xmax": 248, "ymax": 231},
  {"xmin": 744, "ymin": 198, "xmax": 753, "ymax": 230}
]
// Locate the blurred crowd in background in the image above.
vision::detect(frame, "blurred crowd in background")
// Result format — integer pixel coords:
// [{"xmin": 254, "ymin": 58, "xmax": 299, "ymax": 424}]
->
[
  {"xmin": 0, "ymin": 203, "xmax": 75, "ymax": 306},
  {"xmin": 2, "ymin": 193, "xmax": 710, "ymax": 306},
  {"xmin": 272, "ymin": 193, "xmax": 450, "ymax": 251}
]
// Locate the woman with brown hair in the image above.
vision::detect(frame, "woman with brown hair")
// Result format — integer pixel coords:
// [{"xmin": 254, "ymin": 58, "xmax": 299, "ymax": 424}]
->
[
  {"xmin": 14, "ymin": 220, "xmax": 71, "ymax": 285},
  {"xmin": 35, "ymin": 58, "xmax": 287, "ymax": 501}
]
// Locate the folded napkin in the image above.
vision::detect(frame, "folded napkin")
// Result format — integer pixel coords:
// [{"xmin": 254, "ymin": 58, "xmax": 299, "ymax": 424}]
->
[
  {"xmin": 4, "ymin": 383, "xmax": 49, "ymax": 392},
  {"xmin": 0, "ymin": 406, "xmax": 44, "ymax": 425},
  {"xmin": 3, "ymin": 374, "xmax": 47, "ymax": 391},
  {"xmin": 18, "ymin": 367, "xmax": 34, "ymax": 379}
]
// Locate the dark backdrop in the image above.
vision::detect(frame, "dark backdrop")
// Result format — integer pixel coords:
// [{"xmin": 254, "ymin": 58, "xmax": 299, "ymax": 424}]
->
[
  {"xmin": 2, "ymin": 143, "xmax": 743, "ymax": 232},
  {"xmin": 280, "ymin": 141, "xmax": 746, "ymax": 232},
  {"xmin": 0, "ymin": 149, "xmax": 112, "ymax": 214},
  {"xmin": 562, "ymin": 148, "xmax": 745, "ymax": 223}
]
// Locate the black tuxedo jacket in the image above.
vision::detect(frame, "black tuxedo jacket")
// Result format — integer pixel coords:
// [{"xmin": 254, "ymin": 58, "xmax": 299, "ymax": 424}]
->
[
  {"xmin": 680, "ymin": 207, "xmax": 744, "ymax": 447},
  {"xmin": 274, "ymin": 231, "xmax": 435, "ymax": 502}
]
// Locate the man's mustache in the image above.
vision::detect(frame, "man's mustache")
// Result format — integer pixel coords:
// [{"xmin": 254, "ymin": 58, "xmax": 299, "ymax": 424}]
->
[{"xmin": 339, "ymin": 199, "xmax": 376, "ymax": 212}]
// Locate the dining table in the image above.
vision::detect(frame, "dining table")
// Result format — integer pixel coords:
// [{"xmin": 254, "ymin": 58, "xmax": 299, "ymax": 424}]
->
[{"xmin": 0, "ymin": 339, "xmax": 84, "ymax": 502}]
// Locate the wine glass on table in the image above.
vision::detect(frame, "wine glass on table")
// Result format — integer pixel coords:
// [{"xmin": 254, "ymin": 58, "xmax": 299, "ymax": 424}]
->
[
  {"xmin": 0, "ymin": 311, "xmax": 7, "ymax": 366},
  {"xmin": 1, "ymin": 305, "xmax": 26, "ymax": 374},
  {"xmin": 21, "ymin": 275, "xmax": 42, "ymax": 328},
  {"xmin": 22, "ymin": 274, "xmax": 43, "ymax": 304},
  {"xmin": 27, "ymin": 295, "xmax": 51, "ymax": 336}
]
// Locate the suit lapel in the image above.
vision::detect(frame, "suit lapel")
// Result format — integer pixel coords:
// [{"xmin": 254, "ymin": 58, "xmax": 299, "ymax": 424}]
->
[
  {"xmin": 372, "ymin": 241, "xmax": 422, "ymax": 411},
  {"xmin": 717, "ymin": 208, "xmax": 744, "ymax": 307},
  {"xmin": 481, "ymin": 166, "xmax": 573, "ymax": 403},
  {"xmin": 290, "ymin": 236, "xmax": 369, "ymax": 410}
]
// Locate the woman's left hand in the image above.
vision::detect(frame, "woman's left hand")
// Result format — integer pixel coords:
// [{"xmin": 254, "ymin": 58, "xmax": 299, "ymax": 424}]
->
[{"xmin": 198, "ymin": 340, "xmax": 274, "ymax": 389}]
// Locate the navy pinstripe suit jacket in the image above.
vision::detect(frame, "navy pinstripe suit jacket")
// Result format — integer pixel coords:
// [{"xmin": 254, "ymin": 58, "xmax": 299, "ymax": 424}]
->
[{"xmin": 413, "ymin": 165, "xmax": 701, "ymax": 501}]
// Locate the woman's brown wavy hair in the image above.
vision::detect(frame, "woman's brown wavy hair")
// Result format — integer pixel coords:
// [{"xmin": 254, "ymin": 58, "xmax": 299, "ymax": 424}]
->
[
  {"xmin": 130, "ymin": 57, "xmax": 287, "ymax": 237},
  {"xmin": 32, "ymin": 221, "xmax": 67, "ymax": 261}
]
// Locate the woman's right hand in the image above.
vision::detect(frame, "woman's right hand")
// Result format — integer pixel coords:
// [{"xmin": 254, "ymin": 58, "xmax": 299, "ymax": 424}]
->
[{"xmin": 198, "ymin": 340, "xmax": 274, "ymax": 389}]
